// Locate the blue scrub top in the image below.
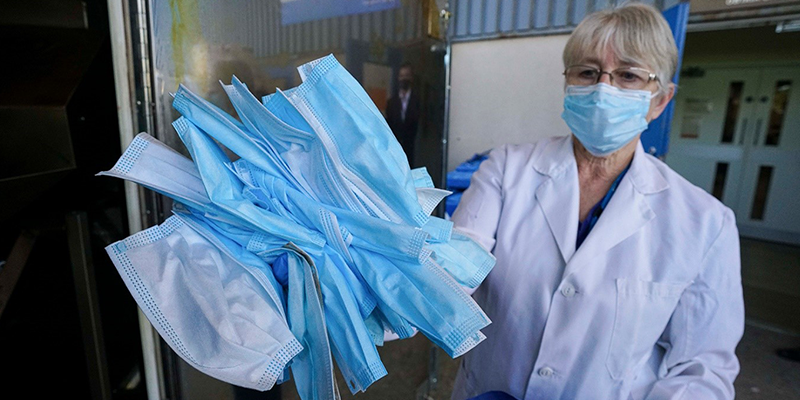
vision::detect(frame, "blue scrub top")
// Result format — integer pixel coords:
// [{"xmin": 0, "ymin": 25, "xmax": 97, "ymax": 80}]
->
[{"xmin": 576, "ymin": 164, "xmax": 630, "ymax": 249}]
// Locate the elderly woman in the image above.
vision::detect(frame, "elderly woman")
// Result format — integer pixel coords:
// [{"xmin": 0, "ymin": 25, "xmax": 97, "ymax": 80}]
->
[{"xmin": 450, "ymin": 3, "xmax": 744, "ymax": 400}]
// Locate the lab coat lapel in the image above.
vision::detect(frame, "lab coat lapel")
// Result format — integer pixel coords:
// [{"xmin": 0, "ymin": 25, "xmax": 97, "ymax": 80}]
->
[
  {"xmin": 565, "ymin": 175, "xmax": 653, "ymax": 277},
  {"xmin": 533, "ymin": 137, "xmax": 580, "ymax": 264},
  {"xmin": 564, "ymin": 141, "xmax": 667, "ymax": 277}
]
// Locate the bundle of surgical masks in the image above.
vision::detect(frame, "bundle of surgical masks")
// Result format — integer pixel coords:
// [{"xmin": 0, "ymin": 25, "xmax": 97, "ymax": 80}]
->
[{"xmin": 99, "ymin": 54, "xmax": 495, "ymax": 399}]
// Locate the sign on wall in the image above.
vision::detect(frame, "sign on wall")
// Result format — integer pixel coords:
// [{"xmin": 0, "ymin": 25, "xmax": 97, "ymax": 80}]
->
[
  {"xmin": 281, "ymin": 0, "xmax": 400, "ymax": 25},
  {"xmin": 690, "ymin": 0, "xmax": 800, "ymax": 13}
]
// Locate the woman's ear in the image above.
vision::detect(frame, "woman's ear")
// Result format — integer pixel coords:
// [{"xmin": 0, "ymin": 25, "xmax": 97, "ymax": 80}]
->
[{"xmin": 647, "ymin": 83, "xmax": 676, "ymax": 122}]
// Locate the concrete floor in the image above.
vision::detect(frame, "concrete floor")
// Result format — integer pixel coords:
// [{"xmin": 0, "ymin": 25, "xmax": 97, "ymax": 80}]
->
[
  {"xmin": 740, "ymin": 238, "xmax": 800, "ymax": 333},
  {"xmin": 735, "ymin": 237, "xmax": 800, "ymax": 400},
  {"xmin": 735, "ymin": 323, "xmax": 800, "ymax": 399}
]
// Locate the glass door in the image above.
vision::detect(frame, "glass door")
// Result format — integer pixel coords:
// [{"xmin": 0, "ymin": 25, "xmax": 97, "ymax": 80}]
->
[
  {"xmin": 666, "ymin": 67, "xmax": 761, "ymax": 209},
  {"xmin": 734, "ymin": 67, "xmax": 800, "ymax": 244},
  {"xmin": 667, "ymin": 65, "xmax": 800, "ymax": 245}
]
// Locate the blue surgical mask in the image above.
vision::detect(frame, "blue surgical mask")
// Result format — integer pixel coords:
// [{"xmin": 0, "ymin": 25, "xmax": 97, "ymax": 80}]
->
[
  {"xmin": 105, "ymin": 215, "xmax": 302, "ymax": 391},
  {"xmin": 561, "ymin": 83, "xmax": 655, "ymax": 157},
  {"xmin": 226, "ymin": 158, "xmax": 387, "ymax": 394},
  {"xmin": 172, "ymin": 116, "xmax": 326, "ymax": 250},
  {"xmin": 101, "ymin": 53, "xmax": 499, "ymax": 398},
  {"xmin": 284, "ymin": 55, "xmax": 430, "ymax": 227},
  {"xmin": 173, "ymin": 84, "xmax": 303, "ymax": 191},
  {"xmin": 256, "ymin": 245, "xmax": 338, "ymax": 400},
  {"xmin": 221, "ymin": 77, "xmax": 324, "ymax": 202},
  {"xmin": 96, "ymin": 133, "xmax": 213, "ymax": 214},
  {"xmin": 348, "ymin": 246, "xmax": 491, "ymax": 358}
]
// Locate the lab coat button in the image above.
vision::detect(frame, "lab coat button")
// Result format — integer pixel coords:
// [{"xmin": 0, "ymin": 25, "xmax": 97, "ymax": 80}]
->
[
  {"xmin": 561, "ymin": 284, "xmax": 576, "ymax": 297},
  {"xmin": 538, "ymin": 367, "xmax": 554, "ymax": 378}
]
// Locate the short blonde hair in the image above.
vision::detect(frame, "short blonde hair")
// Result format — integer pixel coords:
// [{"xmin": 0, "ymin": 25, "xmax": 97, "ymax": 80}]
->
[{"xmin": 562, "ymin": 2, "xmax": 678, "ymax": 92}]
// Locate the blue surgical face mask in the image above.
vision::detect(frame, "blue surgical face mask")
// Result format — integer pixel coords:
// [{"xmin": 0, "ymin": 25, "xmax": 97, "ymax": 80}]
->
[
  {"xmin": 105, "ymin": 215, "xmax": 302, "ymax": 391},
  {"xmin": 172, "ymin": 116, "xmax": 326, "ymax": 250},
  {"xmin": 172, "ymin": 84, "xmax": 303, "ymax": 191},
  {"xmin": 96, "ymin": 133, "xmax": 213, "ymax": 213},
  {"xmin": 561, "ymin": 83, "xmax": 656, "ymax": 157},
  {"xmin": 102, "ymin": 54, "xmax": 499, "ymax": 397},
  {"xmin": 285, "ymin": 55, "xmax": 430, "ymax": 227}
]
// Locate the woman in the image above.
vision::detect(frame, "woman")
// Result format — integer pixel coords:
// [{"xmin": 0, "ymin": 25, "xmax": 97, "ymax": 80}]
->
[{"xmin": 450, "ymin": 3, "xmax": 744, "ymax": 400}]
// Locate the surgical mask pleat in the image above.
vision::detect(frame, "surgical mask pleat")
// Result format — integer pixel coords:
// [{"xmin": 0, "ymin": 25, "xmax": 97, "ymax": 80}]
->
[
  {"xmin": 428, "ymin": 231, "xmax": 496, "ymax": 289},
  {"xmin": 228, "ymin": 76, "xmax": 314, "ymax": 150},
  {"xmin": 249, "ymin": 172, "xmax": 381, "ymax": 320},
  {"xmin": 411, "ymin": 167, "xmax": 435, "ymax": 189}
]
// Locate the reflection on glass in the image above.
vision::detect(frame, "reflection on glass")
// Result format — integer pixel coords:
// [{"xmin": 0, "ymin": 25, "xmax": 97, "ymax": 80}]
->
[
  {"xmin": 385, "ymin": 63, "xmax": 419, "ymax": 166},
  {"xmin": 712, "ymin": 162, "xmax": 729, "ymax": 201},
  {"xmin": 765, "ymin": 80, "xmax": 791, "ymax": 146},
  {"xmin": 721, "ymin": 81, "xmax": 743, "ymax": 144},
  {"xmin": 750, "ymin": 165, "xmax": 774, "ymax": 221}
]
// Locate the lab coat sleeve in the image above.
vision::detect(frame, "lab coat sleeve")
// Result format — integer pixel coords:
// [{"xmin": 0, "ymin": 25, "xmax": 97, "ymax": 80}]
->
[
  {"xmin": 644, "ymin": 209, "xmax": 744, "ymax": 400},
  {"xmin": 451, "ymin": 146, "xmax": 507, "ymax": 253},
  {"xmin": 450, "ymin": 146, "xmax": 507, "ymax": 295}
]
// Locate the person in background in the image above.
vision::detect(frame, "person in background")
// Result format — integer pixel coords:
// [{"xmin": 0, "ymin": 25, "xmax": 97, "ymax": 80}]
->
[
  {"xmin": 450, "ymin": 3, "xmax": 744, "ymax": 399},
  {"xmin": 385, "ymin": 62, "xmax": 420, "ymax": 166}
]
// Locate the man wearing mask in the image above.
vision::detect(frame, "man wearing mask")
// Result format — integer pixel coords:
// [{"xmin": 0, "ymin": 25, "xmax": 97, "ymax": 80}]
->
[{"xmin": 385, "ymin": 63, "xmax": 420, "ymax": 166}]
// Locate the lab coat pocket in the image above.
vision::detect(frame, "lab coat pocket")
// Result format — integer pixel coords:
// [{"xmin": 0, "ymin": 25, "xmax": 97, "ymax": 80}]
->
[{"xmin": 606, "ymin": 278, "xmax": 686, "ymax": 381}]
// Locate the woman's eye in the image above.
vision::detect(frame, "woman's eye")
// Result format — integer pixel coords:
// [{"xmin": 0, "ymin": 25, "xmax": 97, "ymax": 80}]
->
[
  {"xmin": 619, "ymin": 72, "xmax": 640, "ymax": 81},
  {"xmin": 579, "ymin": 70, "xmax": 597, "ymax": 78}
]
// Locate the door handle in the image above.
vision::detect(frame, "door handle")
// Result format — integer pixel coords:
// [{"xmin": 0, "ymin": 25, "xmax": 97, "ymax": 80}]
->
[
  {"xmin": 738, "ymin": 118, "xmax": 748, "ymax": 145},
  {"xmin": 753, "ymin": 119, "xmax": 763, "ymax": 146}
]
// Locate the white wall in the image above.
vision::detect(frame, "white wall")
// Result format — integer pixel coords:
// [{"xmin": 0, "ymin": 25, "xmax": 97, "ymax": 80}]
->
[{"xmin": 447, "ymin": 34, "xmax": 572, "ymax": 171}]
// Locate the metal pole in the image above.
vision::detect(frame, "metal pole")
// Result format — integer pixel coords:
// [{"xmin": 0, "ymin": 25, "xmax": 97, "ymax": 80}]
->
[
  {"xmin": 107, "ymin": 0, "xmax": 165, "ymax": 398},
  {"xmin": 441, "ymin": 2, "xmax": 453, "ymax": 202},
  {"xmin": 66, "ymin": 211, "xmax": 112, "ymax": 400}
]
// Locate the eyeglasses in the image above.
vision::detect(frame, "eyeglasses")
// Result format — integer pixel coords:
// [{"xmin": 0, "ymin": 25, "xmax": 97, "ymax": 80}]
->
[{"xmin": 563, "ymin": 65, "xmax": 658, "ymax": 90}]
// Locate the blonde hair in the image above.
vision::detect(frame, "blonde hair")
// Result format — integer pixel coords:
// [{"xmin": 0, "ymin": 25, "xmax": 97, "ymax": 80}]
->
[{"xmin": 562, "ymin": 2, "xmax": 678, "ymax": 92}]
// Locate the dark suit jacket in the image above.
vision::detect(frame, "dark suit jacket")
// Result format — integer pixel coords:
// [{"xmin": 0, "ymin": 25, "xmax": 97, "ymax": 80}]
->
[{"xmin": 385, "ymin": 90, "xmax": 420, "ymax": 165}]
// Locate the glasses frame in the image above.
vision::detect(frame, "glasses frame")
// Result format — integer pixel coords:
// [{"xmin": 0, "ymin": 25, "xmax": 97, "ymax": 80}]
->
[{"xmin": 563, "ymin": 65, "xmax": 659, "ymax": 89}]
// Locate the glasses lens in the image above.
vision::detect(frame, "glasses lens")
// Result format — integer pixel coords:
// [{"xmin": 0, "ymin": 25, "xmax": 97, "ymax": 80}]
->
[
  {"xmin": 611, "ymin": 68, "xmax": 651, "ymax": 90},
  {"xmin": 565, "ymin": 66, "xmax": 599, "ymax": 86}
]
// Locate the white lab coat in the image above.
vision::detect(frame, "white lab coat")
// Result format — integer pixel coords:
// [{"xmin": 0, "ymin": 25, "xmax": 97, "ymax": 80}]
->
[{"xmin": 450, "ymin": 136, "xmax": 744, "ymax": 400}]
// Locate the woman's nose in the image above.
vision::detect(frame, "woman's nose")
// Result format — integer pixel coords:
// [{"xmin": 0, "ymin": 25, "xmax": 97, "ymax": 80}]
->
[{"xmin": 597, "ymin": 72, "xmax": 613, "ymax": 85}]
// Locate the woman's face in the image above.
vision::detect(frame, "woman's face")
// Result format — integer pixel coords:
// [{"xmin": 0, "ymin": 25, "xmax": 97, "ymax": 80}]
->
[{"xmin": 575, "ymin": 50, "xmax": 674, "ymax": 122}]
